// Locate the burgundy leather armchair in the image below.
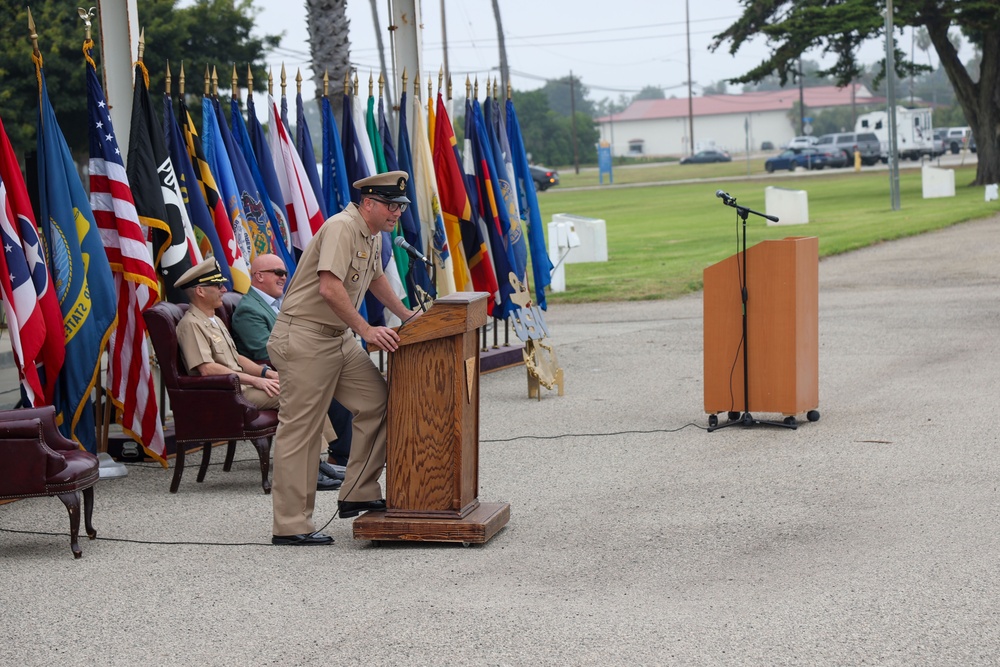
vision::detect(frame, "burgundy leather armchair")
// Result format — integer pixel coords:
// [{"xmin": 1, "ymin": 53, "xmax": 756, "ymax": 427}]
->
[
  {"xmin": 0, "ymin": 405, "xmax": 98, "ymax": 558},
  {"xmin": 142, "ymin": 301, "xmax": 277, "ymax": 494}
]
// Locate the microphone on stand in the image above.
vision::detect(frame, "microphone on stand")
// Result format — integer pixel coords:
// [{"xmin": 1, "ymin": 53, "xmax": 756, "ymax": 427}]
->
[
  {"xmin": 715, "ymin": 190, "xmax": 736, "ymax": 205},
  {"xmin": 393, "ymin": 236, "xmax": 433, "ymax": 268}
]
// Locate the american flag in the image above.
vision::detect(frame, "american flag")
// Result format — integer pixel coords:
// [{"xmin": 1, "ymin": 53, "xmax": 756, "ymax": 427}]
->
[{"xmin": 86, "ymin": 46, "xmax": 165, "ymax": 464}]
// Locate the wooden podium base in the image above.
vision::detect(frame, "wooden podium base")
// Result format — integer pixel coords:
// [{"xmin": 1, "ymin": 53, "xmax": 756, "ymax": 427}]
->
[{"xmin": 352, "ymin": 501, "xmax": 510, "ymax": 546}]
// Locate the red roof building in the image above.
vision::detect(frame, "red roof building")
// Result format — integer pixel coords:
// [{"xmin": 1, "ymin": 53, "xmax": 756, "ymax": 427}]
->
[{"xmin": 596, "ymin": 84, "xmax": 882, "ymax": 157}]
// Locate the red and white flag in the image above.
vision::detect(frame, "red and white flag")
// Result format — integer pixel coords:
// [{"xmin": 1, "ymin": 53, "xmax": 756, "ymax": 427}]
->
[
  {"xmin": 86, "ymin": 47, "xmax": 165, "ymax": 464},
  {"xmin": 0, "ymin": 115, "xmax": 65, "ymax": 406},
  {"xmin": 267, "ymin": 95, "xmax": 324, "ymax": 251}
]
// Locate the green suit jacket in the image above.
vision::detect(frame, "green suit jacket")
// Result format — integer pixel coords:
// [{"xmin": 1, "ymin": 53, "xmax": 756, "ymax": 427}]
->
[{"xmin": 231, "ymin": 288, "xmax": 278, "ymax": 362}]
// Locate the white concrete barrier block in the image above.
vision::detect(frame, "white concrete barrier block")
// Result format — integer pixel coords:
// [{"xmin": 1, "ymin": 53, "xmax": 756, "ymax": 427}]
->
[
  {"xmin": 551, "ymin": 213, "xmax": 608, "ymax": 263},
  {"xmin": 922, "ymin": 165, "xmax": 956, "ymax": 199},
  {"xmin": 985, "ymin": 184, "xmax": 998, "ymax": 202},
  {"xmin": 764, "ymin": 186, "xmax": 809, "ymax": 226}
]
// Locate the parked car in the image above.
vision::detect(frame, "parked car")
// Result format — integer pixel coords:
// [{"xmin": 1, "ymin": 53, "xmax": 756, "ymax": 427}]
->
[
  {"xmin": 814, "ymin": 131, "xmax": 881, "ymax": 165},
  {"xmin": 680, "ymin": 150, "xmax": 732, "ymax": 164},
  {"xmin": 969, "ymin": 133, "xmax": 976, "ymax": 153},
  {"xmin": 786, "ymin": 136, "xmax": 819, "ymax": 150},
  {"xmin": 945, "ymin": 127, "xmax": 971, "ymax": 154},
  {"xmin": 764, "ymin": 147, "xmax": 846, "ymax": 173},
  {"xmin": 761, "ymin": 141, "xmax": 775, "ymax": 151},
  {"xmin": 530, "ymin": 165, "xmax": 559, "ymax": 191}
]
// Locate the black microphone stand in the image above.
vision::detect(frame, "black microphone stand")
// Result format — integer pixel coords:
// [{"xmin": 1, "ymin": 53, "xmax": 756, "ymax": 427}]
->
[{"xmin": 709, "ymin": 194, "xmax": 796, "ymax": 432}]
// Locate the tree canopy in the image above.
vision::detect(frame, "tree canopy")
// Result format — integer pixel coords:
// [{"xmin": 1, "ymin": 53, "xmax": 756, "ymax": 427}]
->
[
  {"xmin": 712, "ymin": 0, "xmax": 999, "ymax": 185},
  {"xmin": 0, "ymin": 0, "xmax": 280, "ymax": 157}
]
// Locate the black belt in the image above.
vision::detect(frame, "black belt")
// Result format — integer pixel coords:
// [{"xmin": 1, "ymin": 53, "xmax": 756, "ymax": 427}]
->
[{"xmin": 276, "ymin": 313, "xmax": 345, "ymax": 338}]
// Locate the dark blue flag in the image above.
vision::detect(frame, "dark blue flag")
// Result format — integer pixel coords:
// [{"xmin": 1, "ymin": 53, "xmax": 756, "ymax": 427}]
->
[
  {"xmin": 35, "ymin": 65, "xmax": 117, "ymax": 452},
  {"xmin": 484, "ymin": 98, "xmax": 528, "ymax": 282},
  {"xmin": 321, "ymin": 95, "xmax": 351, "ymax": 214},
  {"xmin": 506, "ymin": 97, "xmax": 553, "ymax": 309}
]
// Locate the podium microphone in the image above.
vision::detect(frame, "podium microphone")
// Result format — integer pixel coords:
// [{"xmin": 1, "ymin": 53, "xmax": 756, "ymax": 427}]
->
[
  {"xmin": 393, "ymin": 236, "xmax": 433, "ymax": 268},
  {"xmin": 716, "ymin": 190, "xmax": 735, "ymax": 205}
]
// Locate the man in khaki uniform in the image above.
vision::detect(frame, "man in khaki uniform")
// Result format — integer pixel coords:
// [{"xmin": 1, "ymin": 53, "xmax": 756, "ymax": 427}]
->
[
  {"xmin": 174, "ymin": 258, "xmax": 280, "ymax": 409},
  {"xmin": 268, "ymin": 171, "xmax": 419, "ymax": 546}
]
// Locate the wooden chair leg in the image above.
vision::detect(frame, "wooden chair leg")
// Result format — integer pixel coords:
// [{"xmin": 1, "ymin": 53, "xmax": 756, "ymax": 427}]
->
[
  {"xmin": 170, "ymin": 442, "xmax": 188, "ymax": 493},
  {"xmin": 57, "ymin": 491, "xmax": 82, "ymax": 558},
  {"xmin": 222, "ymin": 440, "xmax": 237, "ymax": 471},
  {"xmin": 196, "ymin": 440, "xmax": 213, "ymax": 483},
  {"xmin": 250, "ymin": 436, "xmax": 272, "ymax": 494},
  {"xmin": 82, "ymin": 485, "xmax": 97, "ymax": 540}
]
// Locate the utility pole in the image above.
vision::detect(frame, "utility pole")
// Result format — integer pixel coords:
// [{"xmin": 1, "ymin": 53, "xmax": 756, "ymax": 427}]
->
[
  {"xmin": 440, "ymin": 0, "xmax": 449, "ymax": 89},
  {"xmin": 885, "ymin": 0, "xmax": 900, "ymax": 210},
  {"xmin": 569, "ymin": 70, "xmax": 579, "ymax": 174},
  {"xmin": 685, "ymin": 0, "xmax": 695, "ymax": 155},
  {"xmin": 798, "ymin": 56, "xmax": 805, "ymax": 134}
]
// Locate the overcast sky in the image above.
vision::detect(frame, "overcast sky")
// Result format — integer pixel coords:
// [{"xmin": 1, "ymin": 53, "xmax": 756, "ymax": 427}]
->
[{"xmin": 245, "ymin": 0, "xmax": 966, "ymax": 110}]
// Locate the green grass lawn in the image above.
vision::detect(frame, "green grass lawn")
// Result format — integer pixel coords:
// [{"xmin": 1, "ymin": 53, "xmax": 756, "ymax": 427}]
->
[{"xmin": 533, "ymin": 166, "xmax": 994, "ymax": 303}]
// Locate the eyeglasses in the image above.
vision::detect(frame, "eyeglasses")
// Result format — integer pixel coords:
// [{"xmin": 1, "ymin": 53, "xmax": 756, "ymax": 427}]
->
[
  {"xmin": 257, "ymin": 269, "xmax": 288, "ymax": 277},
  {"xmin": 372, "ymin": 197, "xmax": 408, "ymax": 213}
]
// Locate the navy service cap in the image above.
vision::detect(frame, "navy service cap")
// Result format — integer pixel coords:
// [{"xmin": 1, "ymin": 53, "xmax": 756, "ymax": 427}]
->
[
  {"xmin": 353, "ymin": 170, "xmax": 411, "ymax": 204},
  {"xmin": 174, "ymin": 257, "xmax": 226, "ymax": 290}
]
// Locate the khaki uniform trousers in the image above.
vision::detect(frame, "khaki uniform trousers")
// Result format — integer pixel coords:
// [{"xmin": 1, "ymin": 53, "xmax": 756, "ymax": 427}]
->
[{"xmin": 268, "ymin": 318, "xmax": 388, "ymax": 536}]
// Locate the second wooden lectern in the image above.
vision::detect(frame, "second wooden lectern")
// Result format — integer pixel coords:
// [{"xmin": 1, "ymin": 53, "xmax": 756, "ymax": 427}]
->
[{"xmin": 352, "ymin": 292, "xmax": 510, "ymax": 545}]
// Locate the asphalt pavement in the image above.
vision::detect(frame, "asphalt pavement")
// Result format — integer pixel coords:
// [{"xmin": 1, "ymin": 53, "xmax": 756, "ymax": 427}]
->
[{"xmin": 1, "ymin": 213, "xmax": 999, "ymax": 665}]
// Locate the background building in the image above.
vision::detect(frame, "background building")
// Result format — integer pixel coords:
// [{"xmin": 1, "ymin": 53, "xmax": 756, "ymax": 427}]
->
[{"xmin": 596, "ymin": 84, "xmax": 880, "ymax": 157}]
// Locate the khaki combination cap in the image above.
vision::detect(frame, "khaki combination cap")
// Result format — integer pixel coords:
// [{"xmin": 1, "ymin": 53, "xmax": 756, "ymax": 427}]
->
[
  {"xmin": 353, "ymin": 170, "xmax": 411, "ymax": 204},
  {"xmin": 173, "ymin": 257, "xmax": 226, "ymax": 290}
]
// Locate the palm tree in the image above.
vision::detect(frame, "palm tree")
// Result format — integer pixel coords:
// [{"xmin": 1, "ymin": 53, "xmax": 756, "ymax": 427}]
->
[{"xmin": 306, "ymin": 0, "xmax": 351, "ymax": 117}]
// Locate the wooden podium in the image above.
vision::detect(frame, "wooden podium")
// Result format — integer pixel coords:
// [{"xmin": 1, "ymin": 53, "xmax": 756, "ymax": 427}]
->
[
  {"xmin": 703, "ymin": 236, "xmax": 819, "ymax": 420},
  {"xmin": 352, "ymin": 292, "xmax": 510, "ymax": 545}
]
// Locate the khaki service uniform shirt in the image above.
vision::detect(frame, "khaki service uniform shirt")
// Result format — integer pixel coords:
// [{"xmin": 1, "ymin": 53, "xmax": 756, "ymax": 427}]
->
[
  {"xmin": 280, "ymin": 203, "xmax": 383, "ymax": 328},
  {"xmin": 176, "ymin": 306, "xmax": 244, "ymax": 376}
]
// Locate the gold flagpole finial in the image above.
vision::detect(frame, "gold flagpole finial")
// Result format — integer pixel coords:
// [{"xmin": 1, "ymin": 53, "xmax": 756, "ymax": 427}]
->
[
  {"xmin": 296, "ymin": 68, "xmax": 302, "ymax": 95},
  {"xmin": 344, "ymin": 70, "xmax": 350, "ymax": 96},
  {"xmin": 247, "ymin": 64, "xmax": 254, "ymax": 92},
  {"xmin": 211, "ymin": 65, "xmax": 219, "ymax": 96},
  {"xmin": 427, "ymin": 73, "xmax": 432, "ymax": 101},
  {"xmin": 28, "ymin": 8, "xmax": 41, "ymax": 58},
  {"xmin": 438, "ymin": 65, "xmax": 443, "ymax": 93},
  {"xmin": 414, "ymin": 71, "xmax": 421, "ymax": 99},
  {"xmin": 280, "ymin": 63, "xmax": 287, "ymax": 98},
  {"xmin": 447, "ymin": 75, "xmax": 453, "ymax": 101},
  {"xmin": 378, "ymin": 71, "xmax": 384, "ymax": 99},
  {"xmin": 323, "ymin": 70, "xmax": 329, "ymax": 97},
  {"xmin": 474, "ymin": 76, "xmax": 479, "ymax": 100},
  {"xmin": 401, "ymin": 68, "xmax": 408, "ymax": 96},
  {"xmin": 268, "ymin": 67, "xmax": 273, "ymax": 97},
  {"xmin": 353, "ymin": 71, "xmax": 359, "ymax": 96},
  {"xmin": 77, "ymin": 7, "xmax": 96, "ymax": 42},
  {"xmin": 204, "ymin": 65, "xmax": 211, "ymax": 96},
  {"xmin": 507, "ymin": 79, "xmax": 512, "ymax": 100},
  {"xmin": 179, "ymin": 61, "xmax": 185, "ymax": 95},
  {"xmin": 166, "ymin": 60, "xmax": 172, "ymax": 95},
  {"xmin": 137, "ymin": 27, "xmax": 146, "ymax": 63},
  {"xmin": 232, "ymin": 64, "xmax": 240, "ymax": 103},
  {"xmin": 368, "ymin": 71, "xmax": 373, "ymax": 98},
  {"xmin": 492, "ymin": 77, "xmax": 498, "ymax": 100},
  {"xmin": 465, "ymin": 75, "xmax": 471, "ymax": 100}
]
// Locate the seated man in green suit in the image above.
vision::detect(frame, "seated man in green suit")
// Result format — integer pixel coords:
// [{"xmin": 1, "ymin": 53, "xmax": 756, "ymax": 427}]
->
[{"xmin": 231, "ymin": 254, "xmax": 352, "ymax": 489}]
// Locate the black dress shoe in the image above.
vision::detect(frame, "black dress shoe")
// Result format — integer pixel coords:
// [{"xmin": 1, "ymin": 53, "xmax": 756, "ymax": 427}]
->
[
  {"xmin": 317, "ymin": 472, "xmax": 342, "ymax": 491},
  {"xmin": 338, "ymin": 499, "xmax": 387, "ymax": 518},
  {"xmin": 318, "ymin": 461, "xmax": 346, "ymax": 481},
  {"xmin": 271, "ymin": 532, "xmax": 335, "ymax": 546}
]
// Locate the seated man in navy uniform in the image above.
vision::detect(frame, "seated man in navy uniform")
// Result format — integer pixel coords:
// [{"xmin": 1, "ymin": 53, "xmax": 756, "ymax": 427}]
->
[{"xmin": 174, "ymin": 258, "xmax": 339, "ymax": 489}]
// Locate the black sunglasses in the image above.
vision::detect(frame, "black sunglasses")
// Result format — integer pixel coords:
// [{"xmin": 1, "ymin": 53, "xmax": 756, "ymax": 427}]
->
[{"xmin": 258, "ymin": 269, "xmax": 288, "ymax": 277}]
